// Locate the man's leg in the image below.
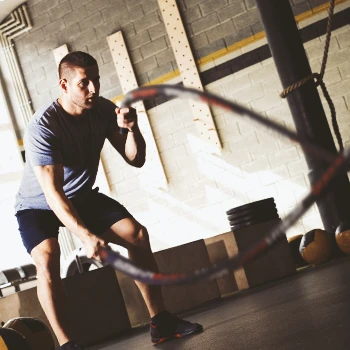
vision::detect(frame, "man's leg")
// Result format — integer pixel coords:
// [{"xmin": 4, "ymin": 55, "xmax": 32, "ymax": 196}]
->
[
  {"xmin": 101, "ymin": 217, "xmax": 203, "ymax": 344},
  {"xmin": 101, "ymin": 218, "xmax": 164, "ymax": 317},
  {"xmin": 31, "ymin": 238, "xmax": 72, "ymax": 346}
]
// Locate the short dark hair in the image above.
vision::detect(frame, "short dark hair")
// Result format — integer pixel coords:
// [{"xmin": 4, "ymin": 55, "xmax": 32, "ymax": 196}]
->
[{"xmin": 58, "ymin": 51, "xmax": 97, "ymax": 79}]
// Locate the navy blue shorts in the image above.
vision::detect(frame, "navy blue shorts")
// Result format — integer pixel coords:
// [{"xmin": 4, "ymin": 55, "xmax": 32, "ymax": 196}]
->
[{"xmin": 16, "ymin": 189, "xmax": 133, "ymax": 254}]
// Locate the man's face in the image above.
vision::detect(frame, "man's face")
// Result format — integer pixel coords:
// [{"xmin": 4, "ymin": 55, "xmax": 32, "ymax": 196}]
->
[{"xmin": 66, "ymin": 65, "xmax": 100, "ymax": 110}]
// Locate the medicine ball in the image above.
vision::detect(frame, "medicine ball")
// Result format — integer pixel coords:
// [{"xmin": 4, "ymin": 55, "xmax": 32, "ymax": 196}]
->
[
  {"xmin": 0, "ymin": 327, "xmax": 31, "ymax": 350},
  {"xmin": 288, "ymin": 234, "xmax": 307, "ymax": 268},
  {"xmin": 299, "ymin": 229, "xmax": 332, "ymax": 265},
  {"xmin": 335, "ymin": 220, "xmax": 350, "ymax": 254},
  {"xmin": 3, "ymin": 317, "xmax": 55, "ymax": 350}
]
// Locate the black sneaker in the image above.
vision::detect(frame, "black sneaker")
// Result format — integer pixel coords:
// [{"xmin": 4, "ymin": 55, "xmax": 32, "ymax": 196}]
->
[
  {"xmin": 150, "ymin": 311, "xmax": 203, "ymax": 344},
  {"xmin": 60, "ymin": 341, "xmax": 85, "ymax": 350}
]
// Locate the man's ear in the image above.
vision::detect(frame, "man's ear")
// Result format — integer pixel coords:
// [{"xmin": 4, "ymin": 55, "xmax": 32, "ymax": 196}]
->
[{"xmin": 59, "ymin": 78, "xmax": 68, "ymax": 93}]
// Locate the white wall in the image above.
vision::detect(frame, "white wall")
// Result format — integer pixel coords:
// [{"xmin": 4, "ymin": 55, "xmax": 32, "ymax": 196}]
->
[{"xmin": 0, "ymin": 74, "xmax": 31, "ymax": 270}]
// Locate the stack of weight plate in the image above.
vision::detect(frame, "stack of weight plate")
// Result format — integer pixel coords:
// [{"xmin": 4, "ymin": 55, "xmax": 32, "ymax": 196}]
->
[{"xmin": 226, "ymin": 198, "xmax": 279, "ymax": 232}]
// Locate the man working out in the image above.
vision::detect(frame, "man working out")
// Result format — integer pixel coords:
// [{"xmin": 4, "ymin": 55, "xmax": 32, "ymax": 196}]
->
[{"xmin": 15, "ymin": 51, "xmax": 203, "ymax": 350}]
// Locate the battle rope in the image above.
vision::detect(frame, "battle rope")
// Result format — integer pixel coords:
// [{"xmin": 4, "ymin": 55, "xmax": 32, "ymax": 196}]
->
[
  {"xmin": 99, "ymin": 84, "xmax": 350, "ymax": 285},
  {"xmin": 280, "ymin": 0, "xmax": 343, "ymax": 150}
]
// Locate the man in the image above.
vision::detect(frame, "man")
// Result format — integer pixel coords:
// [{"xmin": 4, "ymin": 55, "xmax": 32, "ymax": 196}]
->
[{"xmin": 15, "ymin": 51, "xmax": 203, "ymax": 350}]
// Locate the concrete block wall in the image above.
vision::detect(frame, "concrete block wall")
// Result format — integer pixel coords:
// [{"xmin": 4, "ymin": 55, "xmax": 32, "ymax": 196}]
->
[
  {"xmin": 102, "ymin": 3, "xmax": 350, "ymax": 250},
  {"xmin": 13, "ymin": 0, "xmax": 332, "ymax": 118},
  {"xmin": 1, "ymin": 0, "xmax": 348, "ymax": 258}
]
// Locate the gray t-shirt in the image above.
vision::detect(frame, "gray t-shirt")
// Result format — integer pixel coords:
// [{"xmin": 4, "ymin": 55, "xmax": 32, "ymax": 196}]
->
[{"xmin": 15, "ymin": 97, "xmax": 117, "ymax": 213}]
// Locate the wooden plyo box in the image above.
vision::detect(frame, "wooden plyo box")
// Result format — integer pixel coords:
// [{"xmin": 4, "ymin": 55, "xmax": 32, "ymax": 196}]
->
[
  {"xmin": 0, "ymin": 266, "xmax": 131, "ymax": 349},
  {"xmin": 116, "ymin": 239, "xmax": 221, "ymax": 326},
  {"xmin": 205, "ymin": 220, "xmax": 296, "ymax": 291}
]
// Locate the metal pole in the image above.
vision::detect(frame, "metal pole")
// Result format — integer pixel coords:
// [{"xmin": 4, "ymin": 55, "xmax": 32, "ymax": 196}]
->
[{"xmin": 255, "ymin": 0, "xmax": 350, "ymax": 235}]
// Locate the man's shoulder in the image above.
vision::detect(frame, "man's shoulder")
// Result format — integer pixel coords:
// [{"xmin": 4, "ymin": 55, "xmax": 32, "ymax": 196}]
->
[
  {"xmin": 30, "ymin": 101, "xmax": 58, "ymax": 127},
  {"xmin": 97, "ymin": 96, "xmax": 117, "ymax": 110}
]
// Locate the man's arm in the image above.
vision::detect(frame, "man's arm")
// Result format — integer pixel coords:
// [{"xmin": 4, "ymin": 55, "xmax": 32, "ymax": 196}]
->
[
  {"xmin": 33, "ymin": 164, "xmax": 105, "ymax": 259},
  {"xmin": 107, "ymin": 107, "xmax": 146, "ymax": 168}
]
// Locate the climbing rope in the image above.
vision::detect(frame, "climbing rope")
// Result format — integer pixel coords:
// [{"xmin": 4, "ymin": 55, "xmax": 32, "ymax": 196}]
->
[{"xmin": 280, "ymin": 0, "xmax": 343, "ymax": 150}]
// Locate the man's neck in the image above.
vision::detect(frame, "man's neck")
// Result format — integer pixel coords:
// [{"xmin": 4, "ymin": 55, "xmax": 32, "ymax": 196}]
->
[{"xmin": 57, "ymin": 96, "xmax": 86, "ymax": 118}]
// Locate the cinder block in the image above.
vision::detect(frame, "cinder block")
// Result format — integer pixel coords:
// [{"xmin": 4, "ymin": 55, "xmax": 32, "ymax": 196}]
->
[
  {"xmin": 196, "ymin": 39, "xmax": 226, "ymax": 59},
  {"xmin": 339, "ymin": 61, "xmax": 350, "ymax": 80},
  {"xmin": 156, "ymin": 47, "xmax": 175, "ymax": 66},
  {"xmin": 148, "ymin": 22, "xmax": 167, "ymax": 41},
  {"xmin": 326, "ymin": 79, "xmax": 350, "ymax": 99},
  {"xmin": 36, "ymin": 0, "xmax": 59, "ymax": 14},
  {"xmin": 206, "ymin": 20, "xmax": 236, "ymax": 44},
  {"xmin": 217, "ymin": 2, "xmax": 246, "ymax": 23},
  {"xmin": 37, "ymin": 35, "xmax": 59, "ymax": 55},
  {"xmin": 141, "ymin": 37, "xmax": 167, "ymax": 59},
  {"xmin": 87, "ymin": 38, "xmax": 108, "ymax": 58},
  {"xmin": 191, "ymin": 13, "xmax": 220, "ymax": 35},
  {"xmin": 142, "ymin": 0, "xmax": 159, "ymax": 15},
  {"xmin": 95, "ymin": 23, "xmax": 115, "ymax": 40},
  {"xmin": 32, "ymin": 13, "xmax": 51, "ymax": 29},
  {"xmin": 336, "ymin": 30, "xmax": 350, "ymax": 49},
  {"xmin": 233, "ymin": 8, "xmax": 260, "ymax": 31},
  {"xmin": 244, "ymin": 0, "xmax": 256, "ymax": 10},
  {"xmin": 181, "ymin": 6, "xmax": 202, "ymax": 23},
  {"xmin": 48, "ymin": 1, "xmax": 72, "ymax": 21},
  {"xmin": 185, "ymin": 0, "xmax": 208, "ymax": 9},
  {"xmin": 129, "ymin": 48, "xmax": 143, "ymax": 64},
  {"xmin": 200, "ymin": 0, "xmax": 227, "ymax": 17},
  {"xmin": 234, "ymin": 84, "xmax": 264, "ymax": 104},
  {"xmin": 58, "ymin": 24, "xmax": 81, "ymax": 43},
  {"xmin": 42, "ymin": 18, "xmax": 66, "ymax": 37},
  {"xmin": 250, "ymin": 92, "xmax": 282, "ymax": 112},
  {"xmin": 190, "ymin": 32, "xmax": 209, "ymax": 49},
  {"xmin": 269, "ymin": 146, "xmax": 300, "ymax": 169},
  {"xmin": 85, "ymin": 0, "xmax": 112, "ymax": 16},
  {"xmin": 63, "ymin": 7, "xmax": 88, "ymax": 28},
  {"xmin": 134, "ymin": 11, "xmax": 161, "ymax": 33},
  {"xmin": 127, "ymin": 31, "xmax": 151, "ymax": 50},
  {"xmin": 147, "ymin": 62, "xmax": 174, "ymax": 81},
  {"xmin": 31, "ymin": 51, "xmax": 54, "ymax": 71},
  {"xmin": 134, "ymin": 56, "xmax": 158, "ymax": 75},
  {"xmin": 242, "ymin": 157, "xmax": 271, "ymax": 175},
  {"xmin": 70, "ymin": 0, "xmax": 92, "ymax": 11},
  {"xmin": 249, "ymin": 63, "xmax": 278, "ymax": 85},
  {"xmin": 287, "ymin": 158, "xmax": 308, "ymax": 177},
  {"xmin": 80, "ymin": 13, "xmax": 103, "ymax": 34},
  {"xmin": 118, "ymin": 5, "xmax": 144, "ymax": 26}
]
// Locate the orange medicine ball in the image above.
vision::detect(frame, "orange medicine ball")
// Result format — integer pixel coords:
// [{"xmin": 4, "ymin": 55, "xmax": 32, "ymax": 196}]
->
[
  {"xmin": 299, "ymin": 229, "xmax": 332, "ymax": 265},
  {"xmin": 335, "ymin": 221, "xmax": 350, "ymax": 254}
]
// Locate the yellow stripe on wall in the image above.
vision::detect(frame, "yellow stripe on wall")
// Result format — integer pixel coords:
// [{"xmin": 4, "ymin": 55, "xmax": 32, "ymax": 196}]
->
[{"xmin": 111, "ymin": 0, "xmax": 348, "ymax": 104}]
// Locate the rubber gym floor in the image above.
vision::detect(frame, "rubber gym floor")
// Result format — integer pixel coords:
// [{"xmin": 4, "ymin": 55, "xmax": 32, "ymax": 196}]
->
[{"xmin": 87, "ymin": 256, "xmax": 350, "ymax": 350}]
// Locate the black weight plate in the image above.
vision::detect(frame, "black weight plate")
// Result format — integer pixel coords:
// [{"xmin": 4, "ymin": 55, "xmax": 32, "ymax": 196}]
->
[
  {"xmin": 229, "ymin": 212, "xmax": 279, "ymax": 226},
  {"xmin": 230, "ymin": 215, "xmax": 280, "ymax": 231},
  {"xmin": 227, "ymin": 206, "xmax": 277, "ymax": 221},
  {"xmin": 226, "ymin": 198, "xmax": 275, "ymax": 216}
]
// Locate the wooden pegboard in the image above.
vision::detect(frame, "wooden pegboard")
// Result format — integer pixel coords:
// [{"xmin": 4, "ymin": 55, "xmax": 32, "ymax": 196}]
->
[
  {"xmin": 53, "ymin": 44, "xmax": 69, "ymax": 67},
  {"xmin": 158, "ymin": 0, "xmax": 221, "ymax": 149},
  {"xmin": 107, "ymin": 31, "xmax": 167, "ymax": 187}
]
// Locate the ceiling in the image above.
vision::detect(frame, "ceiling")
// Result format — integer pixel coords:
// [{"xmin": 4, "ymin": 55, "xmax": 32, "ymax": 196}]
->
[{"xmin": 0, "ymin": 0, "xmax": 25, "ymax": 24}]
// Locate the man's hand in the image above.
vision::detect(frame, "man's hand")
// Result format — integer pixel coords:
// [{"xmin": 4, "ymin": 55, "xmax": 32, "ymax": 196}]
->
[
  {"xmin": 116, "ymin": 107, "xmax": 137, "ymax": 132},
  {"xmin": 83, "ymin": 234, "xmax": 107, "ymax": 261}
]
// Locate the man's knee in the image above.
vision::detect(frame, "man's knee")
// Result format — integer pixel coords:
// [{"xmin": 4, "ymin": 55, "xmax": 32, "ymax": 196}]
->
[
  {"xmin": 31, "ymin": 239, "xmax": 61, "ymax": 281},
  {"xmin": 130, "ymin": 225, "xmax": 150, "ymax": 249}
]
